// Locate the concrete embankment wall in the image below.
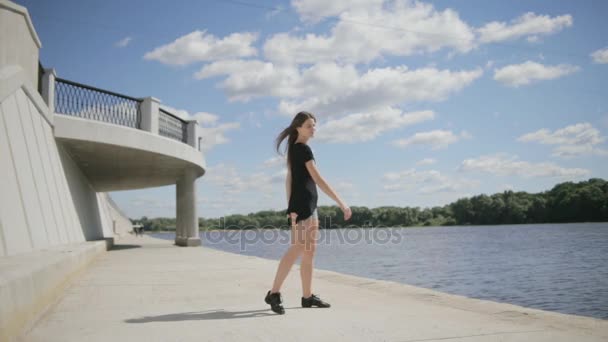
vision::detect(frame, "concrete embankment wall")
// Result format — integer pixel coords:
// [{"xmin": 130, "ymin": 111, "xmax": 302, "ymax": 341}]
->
[
  {"xmin": 0, "ymin": 0, "xmax": 40, "ymax": 93},
  {"xmin": 0, "ymin": 2, "xmax": 135, "ymax": 340},
  {"xmin": 0, "ymin": 65, "xmax": 134, "ymax": 341},
  {"xmin": 0, "ymin": 65, "xmax": 116, "ymax": 257},
  {"xmin": 1, "ymin": 67, "xmax": 84, "ymax": 256},
  {"xmin": 98, "ymin": 192, "xmax": 133, "ymax": 238}
]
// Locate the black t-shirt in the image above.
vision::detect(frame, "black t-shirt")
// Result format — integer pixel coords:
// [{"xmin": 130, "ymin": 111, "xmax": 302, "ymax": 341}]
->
[{"xmin": 286, "ymin": 143, "xmax": 318, "ymax": 223}]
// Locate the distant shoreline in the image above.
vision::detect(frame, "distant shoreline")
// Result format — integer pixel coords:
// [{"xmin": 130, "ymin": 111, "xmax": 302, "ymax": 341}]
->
[{"xmin": 142, "ymin": 221, "xmax": 608, "ymax": 234}]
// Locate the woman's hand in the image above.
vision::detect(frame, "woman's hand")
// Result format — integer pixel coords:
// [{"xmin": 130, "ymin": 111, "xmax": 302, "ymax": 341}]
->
[{"xmin": 341, "ymin": 206, "xmax": 352, "ymax": 221}]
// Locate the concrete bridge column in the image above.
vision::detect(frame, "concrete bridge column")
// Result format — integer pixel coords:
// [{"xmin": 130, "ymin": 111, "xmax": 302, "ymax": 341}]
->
[{"xmin": 175, "ymin": 168, "xmax": 201, "ymax": 246}]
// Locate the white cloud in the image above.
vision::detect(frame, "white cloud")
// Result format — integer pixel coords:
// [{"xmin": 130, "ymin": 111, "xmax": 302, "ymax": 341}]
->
[
  {"xmin": 196, "ymin": 60, "xmax": 482, "ymax": 118},
  {"xmin": 196, "ymin": 59, "xmax": 271, "ymax": 79},
  {"xmin": 192, "ymin": 112, "xmax": 219, "ymax": 126},
  {"xmin": 115, "ymin": 36, "xmax": 132, "ymax": 48},
  {"xmin": 202, "ymin": 164, "xmax": 245, "ymax": 193},
  {"xmin": 263, "ymin": 156, "xmax": 287, "ymax": 168},
  {"xmin": 195, "ymin": 59, "xmax": 300, "ymax": 101},
  {"xmin": 518, "ymin": 123, "xmax": 603, "ymax": 145},
  {"xmin": 477, "ymin": 12, "xmax": 572, "ymax": 44},
  {"xmin": 198, "ymin": 122, "xmax": 241, "ymax": 152},
  {"xmin": 314, "ymin": 108, "xmax": 435, "ymax": 143},
  {"xmin": 291, "ymin": 0, "xmax": 384, "ymax": 22},
  {"xmin": 392, "ymin": 130, "xmax": 471, "ymax": 150},
  {"xmin": 285, "ymin": 4, "xmax": 573, "ymax": 64},
  {"xmin": 203, "ymin": 163, "xmax": 285, "ymax": 195},
  {"xmin": 267, "ymin": 0, "xmax": 475, "ymax": 65},
  {"xmin": 159, "ymin": 105, "xmax": 240, "ymax": 152},
  {"xmin": 278, "ymin": 65, "xmax": 483, "ymax": 117},
  {"xmin": 591, "ymin": 47, "xmax": 608, "ymax": 64},
  {"xmin": 236, "ymin": 111, "xmax": 263, "ymax": 128},
  {"xmin": 518, "ymin": 122, "xmax": 607, "ymax": 157},
  {"xmin": 416, "ymin": 158, "xmax": 437, "ymax": 166},
  {"xmin": 459, "ymin": 154, "xmax": 590, "ymax": 178},
  {"xmin": 130, "ymin": 196, "xmax": 174, "ymax": 211},
  {"xmin": 493, "ymin": 61, "xmax": 579, "ymax": 87},
  {"xmin": 160, "ymin": 106, "xmax": 220, "ymax": 126},
  {"xmin": 144, "ymin": 30, "xmax": 258, "ymax": 66},
  {"xmin": 382, "ymin": 168, "xmax": 479, "ymax": 194}
]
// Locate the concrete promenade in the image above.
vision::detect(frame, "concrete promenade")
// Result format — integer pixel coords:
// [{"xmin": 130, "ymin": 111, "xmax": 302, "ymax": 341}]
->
[{"xmin": 21, "ymin": 234, "xmax": 608, "ymax": 342}]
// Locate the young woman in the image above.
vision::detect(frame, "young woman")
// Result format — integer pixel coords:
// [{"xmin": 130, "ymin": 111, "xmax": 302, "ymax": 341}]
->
[{"xmin": 265, "ymin": 111, "xmax": 352, "ymax": 315}]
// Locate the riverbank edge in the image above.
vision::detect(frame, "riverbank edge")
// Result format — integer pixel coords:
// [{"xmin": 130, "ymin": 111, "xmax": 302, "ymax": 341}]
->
[
  {"xmin": 11, "ymin": 233, "xmax": 608, "ymax": 341},
  {"xmin": 149, "ymin": 233, "xmax": 608, "ymax": 330}
]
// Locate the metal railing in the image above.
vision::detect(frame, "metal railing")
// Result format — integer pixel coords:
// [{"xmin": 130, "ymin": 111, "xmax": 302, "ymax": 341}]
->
[
  {"xmin": 51, "ymin": 76, "xmax": 193, "ymax": 145},
  {"xmin": 54, "ymin": 78, "xmax": 142, "ymax": 129},
  {"xmin": 159, "ymin": 108, "xmax": 188, "ymax": 143}
]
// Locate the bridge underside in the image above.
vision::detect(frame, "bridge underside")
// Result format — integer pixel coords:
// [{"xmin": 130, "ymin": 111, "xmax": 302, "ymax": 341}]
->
[
  {"xmin": 53, "ymin": 114, "xmax": 205, "ymax": 192},
  {"xmin": 58, "ymin": 138, "xmax": 204, "ymax": 191}
]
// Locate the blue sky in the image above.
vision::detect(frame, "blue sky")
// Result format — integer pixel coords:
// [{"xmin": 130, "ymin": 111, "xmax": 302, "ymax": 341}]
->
[{"xmin": 18, "ymin": 0, "xmax": 608, "ymax": 219}]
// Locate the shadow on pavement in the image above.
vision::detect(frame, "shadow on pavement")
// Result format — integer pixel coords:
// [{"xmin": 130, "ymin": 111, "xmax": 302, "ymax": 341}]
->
[
  {"xmin": 125, "ymin": 309, "xmax": 279, "ymax": 322},
  {"xmin": 109, "ymin": 244, "xmax": 142, "ymax": 251}
]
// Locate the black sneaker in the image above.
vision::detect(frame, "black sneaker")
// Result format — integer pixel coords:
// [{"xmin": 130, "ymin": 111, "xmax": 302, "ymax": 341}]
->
[
  {"xmin": 301, "ymin": 294, "xmax": 331, "ymax": 308},
  {"xmin": 265, "ymin": 290, "xmax": 285, "ymax": 315}
]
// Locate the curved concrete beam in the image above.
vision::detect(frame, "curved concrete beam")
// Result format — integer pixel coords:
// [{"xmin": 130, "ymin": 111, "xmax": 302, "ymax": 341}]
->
[{"xmin": 54, "ymin": 114, "xmax": 206, "ymax": 191}]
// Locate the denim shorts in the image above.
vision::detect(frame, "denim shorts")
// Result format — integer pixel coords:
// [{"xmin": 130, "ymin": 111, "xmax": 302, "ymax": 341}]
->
[
  {"xmin": 310, "ymin": 208, "xmax": 318, "ymax": 220},
  {"xmin": 288, "ymin": 209, "xmax": 318, "ymax": 225}
]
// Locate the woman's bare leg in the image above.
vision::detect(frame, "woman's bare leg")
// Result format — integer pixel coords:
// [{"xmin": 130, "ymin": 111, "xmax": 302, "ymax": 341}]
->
[
  {"xmin": 270, "ymin": 221, "xmax": 305, "ymax": 293},
  {"xmin": 300, "ymin": 217, "xmax": 319, "ymax": 298}
]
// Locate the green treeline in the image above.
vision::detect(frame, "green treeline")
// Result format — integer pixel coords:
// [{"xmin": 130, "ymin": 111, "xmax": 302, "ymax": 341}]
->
[{"xmin": 133, "ymin": 178, "xmax": 608, "ymax": 231}]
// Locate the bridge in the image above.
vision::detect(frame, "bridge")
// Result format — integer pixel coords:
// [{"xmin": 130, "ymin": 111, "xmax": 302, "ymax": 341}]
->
[{"xmin": 47, "ymin": 72, "xmax": 206, "ymax": 246}]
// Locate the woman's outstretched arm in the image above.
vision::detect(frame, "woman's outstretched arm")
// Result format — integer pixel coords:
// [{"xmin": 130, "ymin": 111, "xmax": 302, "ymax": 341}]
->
[{"xmin": 305, "ymin": 160, "xmax": 352, "ymax": 220}]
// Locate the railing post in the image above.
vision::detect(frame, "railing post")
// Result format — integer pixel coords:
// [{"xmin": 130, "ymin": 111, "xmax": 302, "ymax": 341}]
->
[
  {"xmin": 41, "ymin": 68, "xmax": 56, "ymax": 112},
  {"xmin": 141, "ymin": 97, "xmax": 160, "ymax": 134},
  {"xmin": 187, "ymin": 120, "xmax": 199, "ymax": 150}
]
